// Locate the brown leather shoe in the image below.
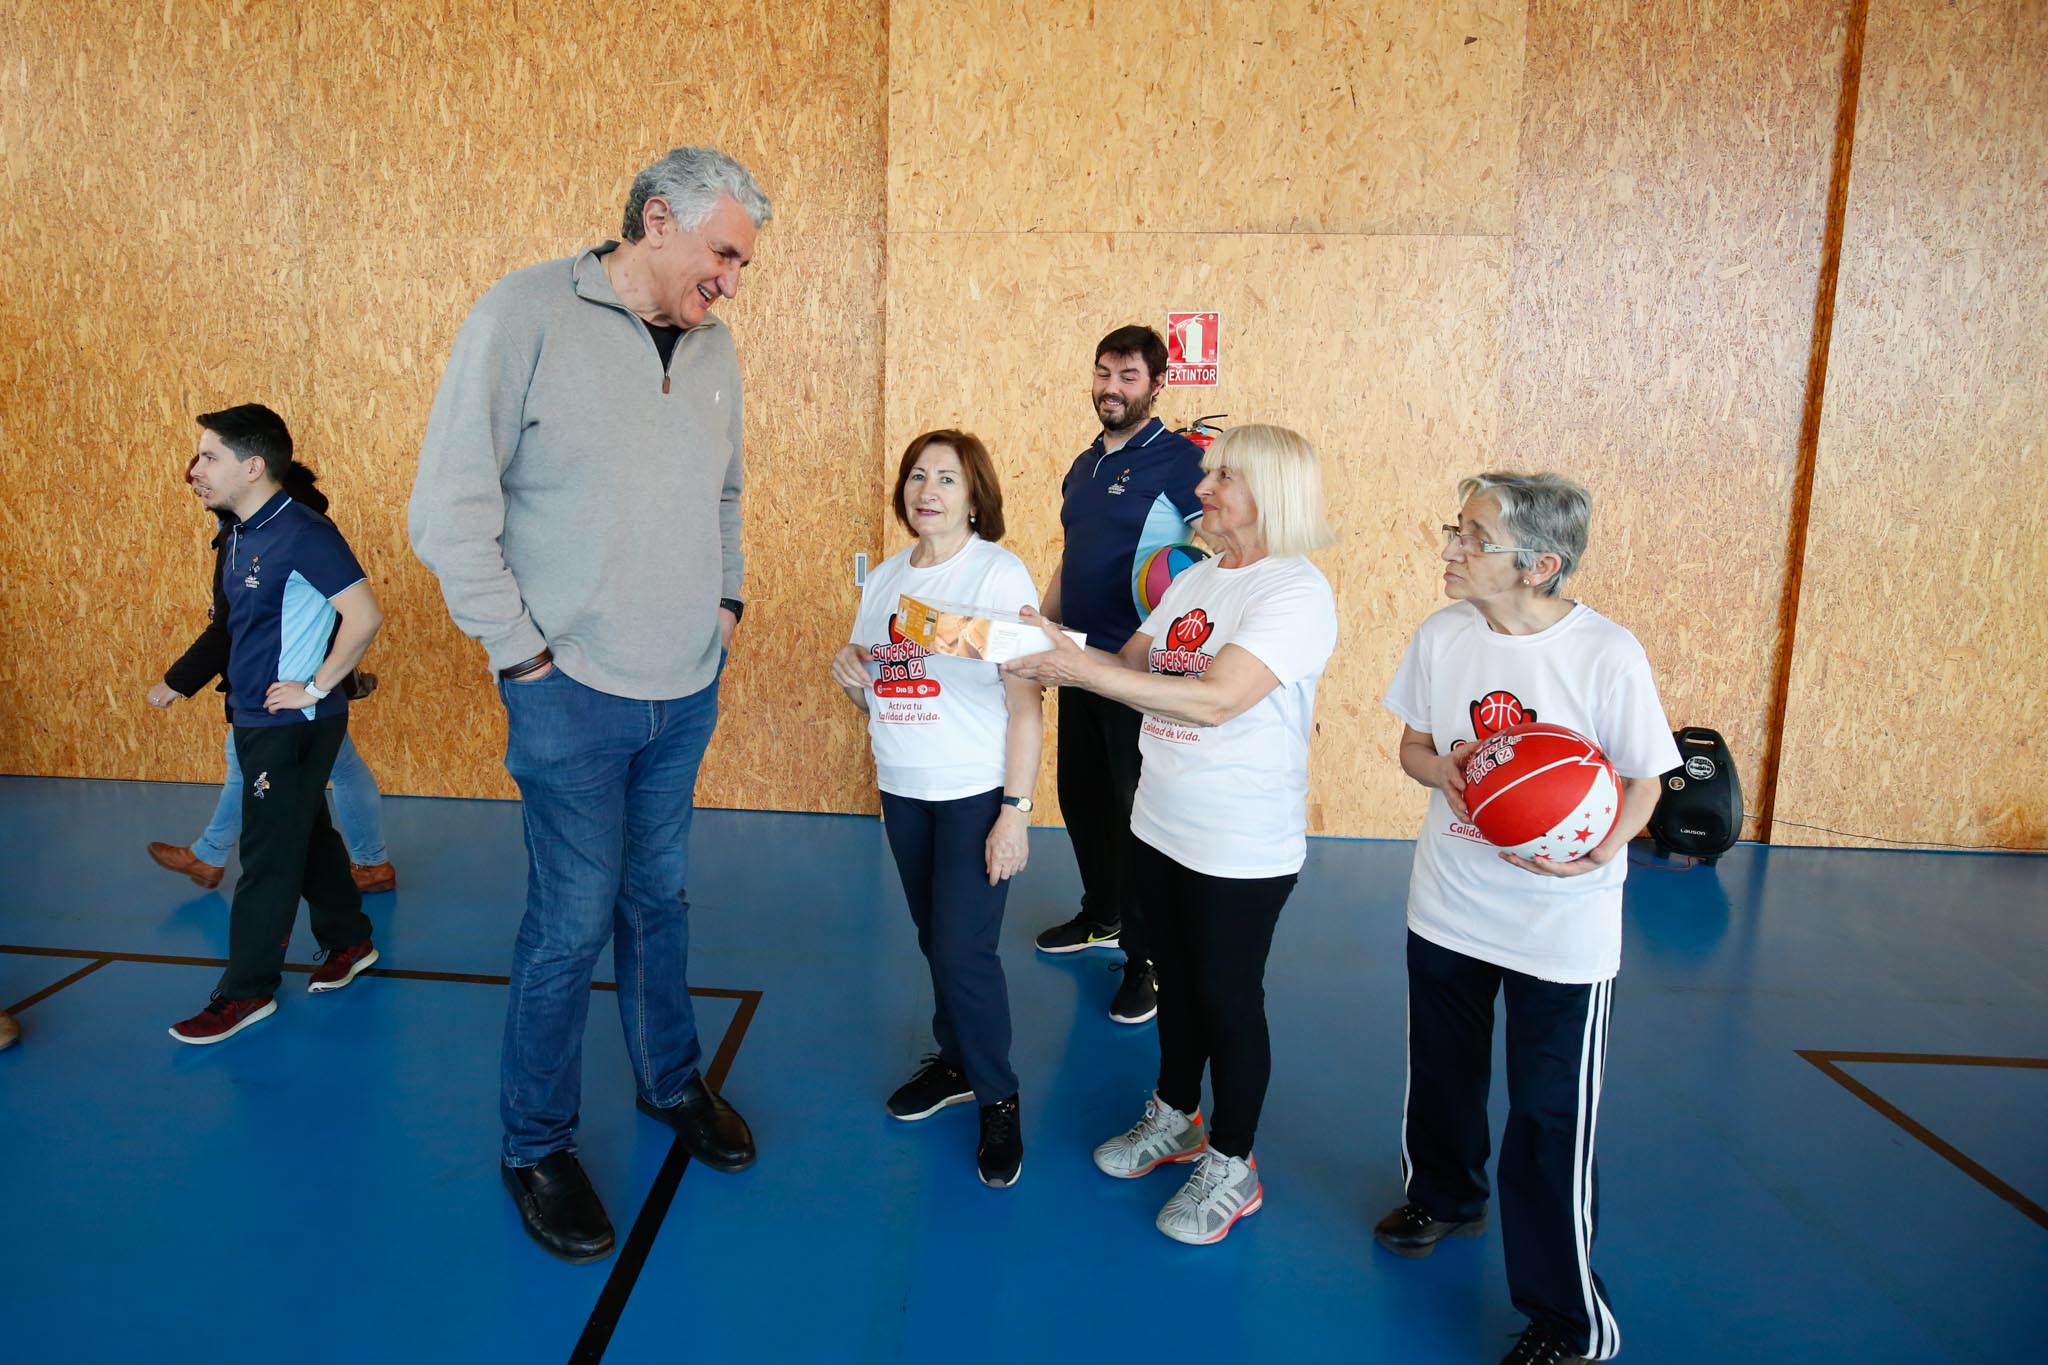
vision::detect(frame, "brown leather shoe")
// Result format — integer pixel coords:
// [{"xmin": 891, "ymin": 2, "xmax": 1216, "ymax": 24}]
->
[
  {"xmin": 0, "ymin": 1011, "xmax": 19, "ymax": 1051},
  {"xmin": 351, "ymin": 862, "xmax": 398, "ymax": 894},
  {"xmin": 147, "ymin": 842, "xmax": 224, "ymax": 889}
]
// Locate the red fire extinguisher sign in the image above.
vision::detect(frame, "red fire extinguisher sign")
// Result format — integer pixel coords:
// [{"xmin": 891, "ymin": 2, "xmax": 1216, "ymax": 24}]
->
[{"xmin": 1166, "ymin": 312, "xmax": 1220, "ymax": 387}]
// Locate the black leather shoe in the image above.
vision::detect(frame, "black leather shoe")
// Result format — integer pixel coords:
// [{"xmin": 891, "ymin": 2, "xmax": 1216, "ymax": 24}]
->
[
  {"xmin": 637, "ymin": 1077, "xmax": 756, "ymax": 1171},
  {"xmin": 501, "ymin": 1152, "xmax": 615, "ymax": 1263},
  {"xmin": 1499, "ymin": 1320, "xmax": 1590, "ymax": 1364},
  {"xmin": 1373, "ymin": 1200, "xmax": 1488, "ymax": 1258}
]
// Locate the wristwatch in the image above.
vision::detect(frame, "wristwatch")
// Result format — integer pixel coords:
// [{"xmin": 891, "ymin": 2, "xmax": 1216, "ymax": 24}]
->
[
  {"xmin": 1001, "ymin": 795, "xmax": 1034, "ymax": 813},
  {"xmin": 303, "ymin": 680, "xmax": 332, "ymax": 701},
  {"xmin": 719, "ymin": 597, "xmax": 745, "ymax": 624}
]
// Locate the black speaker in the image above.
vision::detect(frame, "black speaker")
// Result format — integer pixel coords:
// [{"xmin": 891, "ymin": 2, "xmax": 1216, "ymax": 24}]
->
[{"xmin": 1648, "ymin": 727, "xmax": 1742, "ymax": 862}]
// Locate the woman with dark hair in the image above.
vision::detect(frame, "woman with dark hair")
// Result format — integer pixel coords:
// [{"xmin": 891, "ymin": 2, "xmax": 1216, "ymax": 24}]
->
[
  {"xmin": 831, "ymin": 429, "xmax": 1044, "ymax": 1188},
  {"xmin": 144, "ymin": 459, "xmax": 398, "ymax": 894}
]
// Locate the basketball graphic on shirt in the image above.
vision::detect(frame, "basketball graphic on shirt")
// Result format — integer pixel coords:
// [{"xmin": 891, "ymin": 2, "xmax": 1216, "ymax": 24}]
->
[
  {"xmin": 1166, "ymin": 608, "xmax": 1214, "ymax": 651},
  {"xmin": 1459, "ymin": 722, "xmax": 1619, "ymax": 862},
  {"xmin": 1134, "ymin": 542, "xmax": 1209, "ymax": 616},
  {"xmin": 1470, "ymin": 689, "xmax": 1536, "ymax": 738}
]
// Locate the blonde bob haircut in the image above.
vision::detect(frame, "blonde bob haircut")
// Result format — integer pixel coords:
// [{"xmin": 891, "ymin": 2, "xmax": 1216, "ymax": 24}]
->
[{"xmin": 1201, "ymin": 423, "xmax": 1335, "ymax": 558}]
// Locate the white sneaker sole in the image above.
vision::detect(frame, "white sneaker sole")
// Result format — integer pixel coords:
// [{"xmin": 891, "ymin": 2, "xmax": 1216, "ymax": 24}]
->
[
  {"xmin": 1158, "ymin": 1186, "xmax": 1263, "ymax": 1245},
  {"xmin": 308, "ymin": 947, "xmax": 379, "ymax": 993},
  {"xmin": 168, "ymin": 997, "xmax": 277, "ymax": 1045},
  {"xmin": 1035, "ymin": 932, "xmax": 1121, "ymax": 955},
  {"xmin": 978, "ymin": 1156, "xmax": 1022, "ymax": 1188},
  {"xmin": 1108, "ymin": 1001, "xmax": 1158, "ymax": 1024},
  {"xmin": 888, "ymin": 1091, "xmax": 975, "ymax": 1122}
]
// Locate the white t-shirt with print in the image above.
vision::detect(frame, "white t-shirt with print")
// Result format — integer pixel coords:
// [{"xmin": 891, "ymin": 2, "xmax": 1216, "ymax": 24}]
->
[
  {"xmin": 1128, "ymin": 555, "xmax": 1338, "ymax": 879},
  {"xmin": 849, "ymin": 536, "xmax": 1039, "ymax": 802},
  {"xmin": 1382, "ymin": 600, "xmax": 1681, "ymax": 984}
]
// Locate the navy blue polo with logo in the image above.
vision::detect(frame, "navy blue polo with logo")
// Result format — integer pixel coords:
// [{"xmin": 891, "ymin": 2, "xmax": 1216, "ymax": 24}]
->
[
  {"xmin": 221, "ymin": 490, "xmax": 367, "ymax": 727},
  {"xmin": 1058, "ymin": 417, "xmax": 1206, "ymax": 651}
]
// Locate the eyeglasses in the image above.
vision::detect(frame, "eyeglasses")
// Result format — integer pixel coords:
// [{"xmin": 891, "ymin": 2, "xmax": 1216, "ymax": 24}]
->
[{"xmin": 1440, "ymin": 525, "xmax": 1532, "ymax": 555}]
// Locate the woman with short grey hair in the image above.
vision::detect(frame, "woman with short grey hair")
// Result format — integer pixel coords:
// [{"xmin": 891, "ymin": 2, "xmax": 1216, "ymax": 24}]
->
[{"xmin": 1377, "ymin": 470, "xmax": 1679, "ymax": 1364}]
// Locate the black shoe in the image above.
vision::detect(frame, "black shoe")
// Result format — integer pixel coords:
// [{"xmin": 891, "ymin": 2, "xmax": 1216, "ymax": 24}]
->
[
  {"xmin": 887, "ymin": 1053, "xmax": 974, "ymax": 1120},
  {"xmin": 1500, "ymin": 1320, "xmax": 1590, "ymax": 1364},
  {"xmin": 1373, "ymin": 1201, "xmax": 1488, "ymax": 1257},
  {"xmin": 501, "ymin": 1152, "xmax": 615, "ymax": 1263},
  {"xmin": 1108, "ymin": 960, "xmax": 1157, "ymax": 1024},
  {"xmin": 976, "ymin": 1095, "xmax": 1023, "ymax": 1188},
  {"xmin": 1034, "ymin": 912, "xmax": 1121, "ymax": 954},
  {"xmin": 637, "ymin": 1076, "xmax": 757, "ymax": 1171}
]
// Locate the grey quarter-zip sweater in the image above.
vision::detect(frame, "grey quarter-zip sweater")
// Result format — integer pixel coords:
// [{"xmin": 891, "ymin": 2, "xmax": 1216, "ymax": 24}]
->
[{"xmin": 409, "ymin": 242, "xmax": 743, "ymax": 702}]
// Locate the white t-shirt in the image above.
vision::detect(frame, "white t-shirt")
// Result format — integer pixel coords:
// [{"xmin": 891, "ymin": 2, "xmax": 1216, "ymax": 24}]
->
[
  {"xmin": 1128, "ymin": 555, "xmax": 1338, "ymax": 879},
  {"xmin": 1382, "ymin": 600, "xmax": 1681, "ymax": 983},
  {"xmin": 849, "ymin": 536, "xmax": 1039, "ymax": 801}
]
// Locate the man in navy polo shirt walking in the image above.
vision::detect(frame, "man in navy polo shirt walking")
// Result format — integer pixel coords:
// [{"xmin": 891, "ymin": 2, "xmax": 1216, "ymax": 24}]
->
[
  {"xmin": 1035, "ymin": 326, "xmax": 1206, "ymax": 1025},
  {"xmin": 168, "ymin": 404, "xmax": 385, "ymax": 1045}
]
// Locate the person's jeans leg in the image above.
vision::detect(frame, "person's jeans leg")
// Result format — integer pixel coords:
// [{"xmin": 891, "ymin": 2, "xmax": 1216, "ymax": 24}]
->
[
  {"xmin": 616, "ymin": 671, "xmax": 721, "ymax": 1108},
  {"xmin": 499, "ymin": 670, "xmax": 637, "ymax": 1165},
  {"xmin": 921, "ymin": 788, "xmax": 1017, "ymax": 1103},
  {"xmin": 880, "ymin": 791, "xmax": 966, "ymax": 1072},
  {"xmin": 326, "ymin": 732, "xmax": 389, "ymax": 865},
  {"xmin": 191, "ymin": 726, "xmax": 241, "ymax": 867}
]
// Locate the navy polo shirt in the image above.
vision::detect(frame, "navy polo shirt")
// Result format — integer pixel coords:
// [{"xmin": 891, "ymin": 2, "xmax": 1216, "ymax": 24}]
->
[
  {"xmin": 222, "ymin": 490, "xmax": 367, "ymax": 727},
  {"xmin": 1058, "ymin": 417, "xmax": 1206, "ymax": 650}
]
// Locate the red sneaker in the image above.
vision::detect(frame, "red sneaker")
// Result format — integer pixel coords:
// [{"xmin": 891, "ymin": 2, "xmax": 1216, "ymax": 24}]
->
[
  {"xmin": 350, "ymin": 862, "xmax": 398, "ymax": 894},
  {"xmin": 169, "ymin": 995, "xmax": 275, "ymax": 1045},
  {"xmin": 148, "ymin": 842, "xmax": 224, "ymax": 890},
  {"xmin": 308, "ymin": 942, "xmax": 379, "ymax": 993}
]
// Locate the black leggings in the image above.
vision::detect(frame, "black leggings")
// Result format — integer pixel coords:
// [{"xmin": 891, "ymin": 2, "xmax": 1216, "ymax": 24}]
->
[{"xmin": 1134, "ymin": 838, "xmax": 1297, "ymax": 1157}]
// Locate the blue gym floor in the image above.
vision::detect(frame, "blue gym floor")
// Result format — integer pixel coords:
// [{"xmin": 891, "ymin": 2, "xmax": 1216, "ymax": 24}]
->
[{"xmin": 1, "ymin": 775, "xmax": 2043, "ymax": 1364}]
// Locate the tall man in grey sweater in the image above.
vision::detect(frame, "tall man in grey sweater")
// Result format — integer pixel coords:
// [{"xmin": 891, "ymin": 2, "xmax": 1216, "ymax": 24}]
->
[{"xmin": 410, "ymin": 146, "xmax": 769, "ymax": 1264}]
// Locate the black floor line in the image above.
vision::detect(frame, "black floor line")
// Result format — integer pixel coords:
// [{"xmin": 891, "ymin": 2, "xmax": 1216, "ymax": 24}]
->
[{"xmin": 0, "ymin": 940, "xmax": 765, "ymax": 1359}]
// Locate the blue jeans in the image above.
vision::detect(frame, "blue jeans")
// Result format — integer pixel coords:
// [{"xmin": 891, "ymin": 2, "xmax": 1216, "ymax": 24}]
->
[
  {"xmin": 194, "ymin": 725, "xmax": 388, "ymax": 866},
  {"xmin": 497, "ymin": 662, "xmax": 721, "ymax": 1166}
]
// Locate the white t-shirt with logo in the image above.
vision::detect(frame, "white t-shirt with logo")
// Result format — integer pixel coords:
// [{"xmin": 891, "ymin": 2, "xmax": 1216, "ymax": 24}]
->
[
  {"xmin": 1382, "ymin": 600, "xmax": 1681, "ymax": 983},
  {"xmin": 849, "ymin": 536, "xmax": 1039, "ymax": 802},
  {"xmin": 1128, "ymin": 555, "xmax": 1338, "ymax": 879}
]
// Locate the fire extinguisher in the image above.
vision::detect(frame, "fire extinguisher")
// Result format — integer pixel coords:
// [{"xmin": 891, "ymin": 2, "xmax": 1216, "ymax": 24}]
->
[{"xmin": 1177, "ymin": 414, "xmax": 1228, "ymax": 449}]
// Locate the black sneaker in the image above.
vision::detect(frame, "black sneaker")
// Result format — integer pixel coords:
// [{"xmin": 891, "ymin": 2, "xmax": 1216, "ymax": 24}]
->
[
  {"xmin": 1373, "ymin": 1201, "xmax": 1488, "ymax": 1257},
  {"xmin": 1499, "ymin": 1320, "xmax": 1589, "ymax": 1364},
  {"xmin": 1034, "ymin": 913, "xmax": 1121, "ymax": 954},
  {"xmin": 976, "ymin": 1095, "xmax": 1023, "ymax": 1187},
  {"xmin": 886, "ymin": 1054, "xmax": 974, "ymax": 1121},
  {"xmin": 1108, "ymin": 960, "xmax": 1157, "ymax": 1024}
]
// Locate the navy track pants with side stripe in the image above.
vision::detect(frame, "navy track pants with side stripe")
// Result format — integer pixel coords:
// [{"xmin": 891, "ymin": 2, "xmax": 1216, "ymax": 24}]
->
[{"xmin": 1399, "ymin": 929, "xmax": 1621, "ymax": 1360}]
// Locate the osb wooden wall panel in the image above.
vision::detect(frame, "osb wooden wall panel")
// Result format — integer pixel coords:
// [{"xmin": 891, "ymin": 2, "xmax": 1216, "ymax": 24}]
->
[
  {"xmin": 0, "ymin": 0, "xmax": 307, "ymax": 786},
  {"xmin": 0, "ymin": 0, "xmax": 889, "ymax": 816},
  {"xmin": 1774, "ymin": 0, "xmax": 2048, "ymax": 850},
  {"xmin": 881, "ymin": 234, "xmax": 1509, "ymax": 835},
  {"xmin": 891, "ymin": 0, "xmax": 1526, "ymax": 235},
  {"xmin": 884, "ymin": 0, "xmax": 1526, "ymax": 834},
  {"xmin": 1496, "ymin": 0, "xmax": 1851, "ymax": 842}
]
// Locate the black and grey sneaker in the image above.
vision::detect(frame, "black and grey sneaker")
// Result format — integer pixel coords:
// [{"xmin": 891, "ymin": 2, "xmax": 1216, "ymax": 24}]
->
[
  {"xmin": 1033, "ymin": 913, "xmax": 1121, "ymax": 954},
  {"xmin": 886, "ymin": 1054, "xmax": 974, "ymax": 1121},
  {"xmin": 1108, "ymin": 960, "xmax": 1158, "ymax": 1024},
  {"xmin": 976, "ymin": 1095, "xmax": 1023, "ymax": 1187},
  {"xmin": 1373, "ymin": 1200, "xmax": 1489, "ymax": 1257},
  {"xmin": 1498, "ymin": 1320, "xmax": 1590, "ymax": 1364}
]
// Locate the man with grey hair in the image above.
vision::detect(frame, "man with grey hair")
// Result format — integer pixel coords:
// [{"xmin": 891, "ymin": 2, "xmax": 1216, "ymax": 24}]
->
[{"xmin": 410, "ymin": 145, "xmax": 770, "ymax": 1264}]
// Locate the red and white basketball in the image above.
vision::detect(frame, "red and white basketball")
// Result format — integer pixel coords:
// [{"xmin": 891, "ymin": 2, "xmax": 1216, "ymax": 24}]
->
[{"xmin": 1459, "ymin": 722, "xmax": 1619, "ymax": 862}]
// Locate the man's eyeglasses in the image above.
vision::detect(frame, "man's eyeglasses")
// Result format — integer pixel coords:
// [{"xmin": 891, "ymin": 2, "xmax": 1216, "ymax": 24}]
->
[{"xmin": 1440, "ymin": 525, "xmax": 1532, "ymax": 555}]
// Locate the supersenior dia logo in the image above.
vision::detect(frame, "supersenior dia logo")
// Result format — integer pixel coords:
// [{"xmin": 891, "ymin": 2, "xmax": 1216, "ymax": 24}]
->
[
  {"xmin": 1150, "ymin": 608, "xmax": 1215, "ymax": 676},
  {"xmin": 1462, "ymin": 731, "xmax": 1521, "ymax": 783}
]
